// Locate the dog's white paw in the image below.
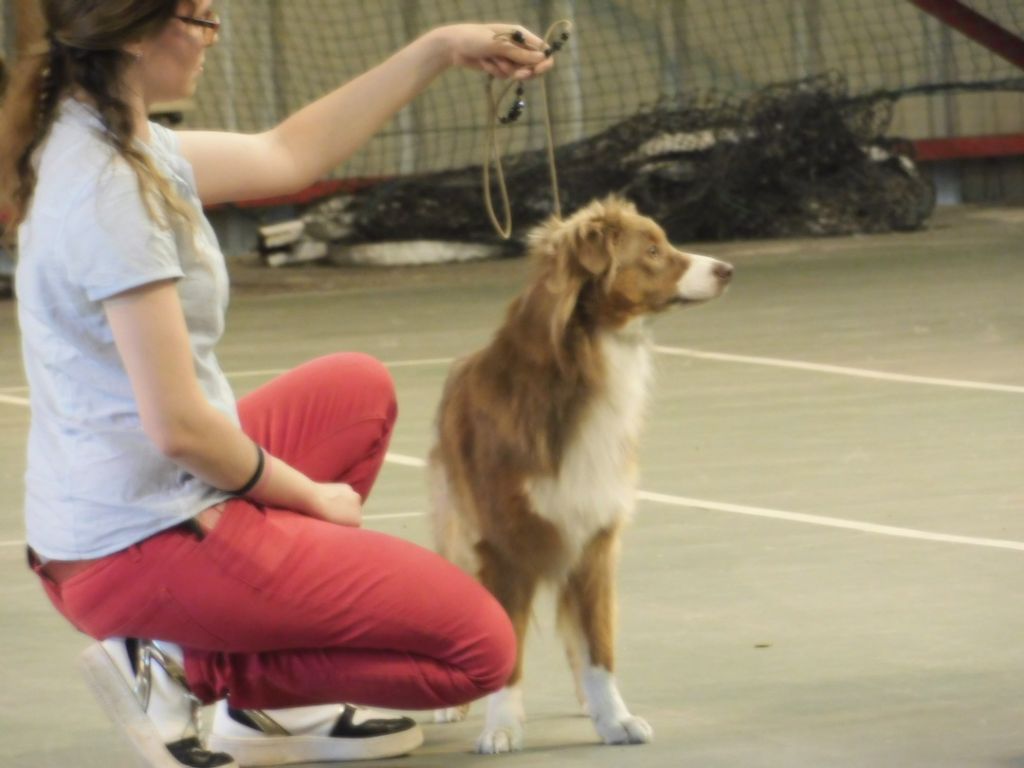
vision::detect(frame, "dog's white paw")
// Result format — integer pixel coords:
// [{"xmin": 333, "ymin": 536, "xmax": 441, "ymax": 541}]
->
[
  {"xmin": 475, "ymin": 724, "xmax": 524, "ymax": 754},
  {"xmin": 581, "ymin": 665, "xmax": 652, "ymax": 745},
  {"xmin": 594, "ymin": 714, "xmax": 653, "ymax": 745},
  {"xmin": 474, "ymin": 686, "xmax": 525, "ymax": 754},
  {"xmin": 434, "ymin": 704, "xmax": 470, "ymax": 723}
]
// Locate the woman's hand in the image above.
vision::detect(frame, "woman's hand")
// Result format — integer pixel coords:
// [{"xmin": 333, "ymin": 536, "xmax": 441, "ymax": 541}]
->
[
  {"xmin": 311, "ymin": 482, "xmax": 363, "ymax": 527},
  {"xmin": 430, "ymin": 23, "xmax": 555, "ymax": 80}
]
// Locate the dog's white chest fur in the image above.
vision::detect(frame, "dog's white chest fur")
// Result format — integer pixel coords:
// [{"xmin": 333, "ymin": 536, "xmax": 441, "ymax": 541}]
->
[{"xmin": 526, "ymin": 321, "xmax": 652, "ymax": 561}]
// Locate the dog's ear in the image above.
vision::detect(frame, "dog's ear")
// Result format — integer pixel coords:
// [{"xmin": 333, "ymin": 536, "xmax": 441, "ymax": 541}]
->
[
  {"xmin": 524, "ymin": 203, "xmax": 626, "ymax": 367},
  {"xmin": 540, "ymin": 214, "xmax": 617, "ymax": 295},
  {"xmin": 576, "ymin": 222, "xmax": 615, "ymax": 277},
  {"xmin": 572, "ymin": 197, "xmax": 635, "ymax": 279}
]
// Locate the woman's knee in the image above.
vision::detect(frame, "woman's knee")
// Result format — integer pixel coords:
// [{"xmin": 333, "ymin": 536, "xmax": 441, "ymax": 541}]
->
[
  {"xmin": 464, "ymin": 594, "xmax": 517, "ymax": 697},
  {"xmin": 318, "ymin": 352, "xmax": 397, "ymax": 425}
]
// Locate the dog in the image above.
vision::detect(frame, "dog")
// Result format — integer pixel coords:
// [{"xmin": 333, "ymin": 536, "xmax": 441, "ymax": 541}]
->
[{"xmin": 427, "ymin": 196, "xmax": 733, "ymax": 753}]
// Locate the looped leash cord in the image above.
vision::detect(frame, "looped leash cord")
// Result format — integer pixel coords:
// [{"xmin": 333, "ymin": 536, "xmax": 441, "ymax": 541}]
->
[{"xmin": 483, "ymin": 20, "xmax": 573, "ymax": 240}]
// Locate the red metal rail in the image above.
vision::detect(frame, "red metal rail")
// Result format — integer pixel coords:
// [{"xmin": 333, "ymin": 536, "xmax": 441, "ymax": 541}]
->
[
  {"xmin": 906, "ymin": 0, "xmax": 1024, "ymax": 71},
  {"xmin": 915, "ymin": 134, "xmax": 1024, "ymax": 161}
]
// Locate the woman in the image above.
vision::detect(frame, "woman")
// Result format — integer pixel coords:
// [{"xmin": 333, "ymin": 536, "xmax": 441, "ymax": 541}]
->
[{"xmin": 0, "ymin": 2, "xmax": 553, "ymax": 767}]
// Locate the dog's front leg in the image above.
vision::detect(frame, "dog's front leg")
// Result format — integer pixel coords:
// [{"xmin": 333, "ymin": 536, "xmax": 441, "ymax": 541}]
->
[
  {"xmin": 561, "ymin": 527, "xmax": 653, "ymax": 746},
  {"xmin": 477, "ymin": 686, "xmax": 526, "ymax": 754}
]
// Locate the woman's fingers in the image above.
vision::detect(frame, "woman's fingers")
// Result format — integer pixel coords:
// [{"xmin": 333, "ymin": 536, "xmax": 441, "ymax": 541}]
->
[
  {"xmin": 479, "ymin": 58, "xmax": 503, "ymax": 78},
  {"xmin": 496, "ymin": 25, "xmax": 547, "ymax": 51},
  {"xmin": 495, "ymin": 40, "xmax": 546, "ymax": 66},
  {"xmin": 490, "ymin": 56, "xmax": 518, "ymax": 78},
  {"xmin": 452, "ymin": 23, "xmax": 563, "ymax": 79},
  {"xmin": 528, "ymin": 57, "xmax": 556, "ymax": 77}
]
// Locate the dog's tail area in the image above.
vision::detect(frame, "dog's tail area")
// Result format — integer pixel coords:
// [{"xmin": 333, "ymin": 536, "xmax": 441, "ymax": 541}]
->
[
  {"xmin": 426, "ymin": 444, "xmax": 480, "ymax": 576},
  {"xmin": 425, "ymin": 444, "xmax": 451, "ymax": 552}
]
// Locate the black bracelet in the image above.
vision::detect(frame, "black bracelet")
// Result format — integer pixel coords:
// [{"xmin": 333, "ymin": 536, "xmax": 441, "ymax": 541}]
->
[{"xmin": 227, "ymin": 443, "xmax": 265, "ymax": 497}]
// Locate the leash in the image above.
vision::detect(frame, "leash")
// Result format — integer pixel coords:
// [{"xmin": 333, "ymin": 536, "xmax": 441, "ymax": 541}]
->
[{"xmin": 483, "ymin": 20, "xmax": 573, "ymax": 240}]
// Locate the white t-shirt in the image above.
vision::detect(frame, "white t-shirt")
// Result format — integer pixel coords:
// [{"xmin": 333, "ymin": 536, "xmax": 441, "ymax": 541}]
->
[{"xmin": 17, "ymin": 98, "xmax": 237, "ymax": 560}]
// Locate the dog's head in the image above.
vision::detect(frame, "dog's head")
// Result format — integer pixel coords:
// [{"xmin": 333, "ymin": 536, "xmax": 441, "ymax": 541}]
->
[{"xmin": 528, "ymin": 196, "xmax": 733, "ymax": 346}]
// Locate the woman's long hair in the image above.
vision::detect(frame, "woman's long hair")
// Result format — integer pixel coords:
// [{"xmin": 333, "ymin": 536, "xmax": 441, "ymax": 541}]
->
[{"xmin": 0, "ymin": 0, "xmax": 195, "ymax": 238}]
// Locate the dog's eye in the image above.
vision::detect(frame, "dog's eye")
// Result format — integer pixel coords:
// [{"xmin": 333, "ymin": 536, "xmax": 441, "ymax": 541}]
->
[{"xmin": 647, "ymin": 245, "xmax": 659, "ymax": 258}]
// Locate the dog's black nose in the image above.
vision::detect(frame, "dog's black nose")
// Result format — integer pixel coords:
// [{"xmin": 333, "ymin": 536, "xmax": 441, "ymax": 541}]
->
[{"xmin": 714, "ymin": 262, "xmax": 734, "ymax": 282}]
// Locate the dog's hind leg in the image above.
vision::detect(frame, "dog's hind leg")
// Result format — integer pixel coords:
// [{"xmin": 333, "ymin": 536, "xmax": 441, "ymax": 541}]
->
[
  {"xmin": 559, "ymin": 527, "xmax": 653, "ymax": 746},
  {"xmin": 472, "ymin": 542, "xmax": 541, "ymax": 755},
  {"xmin": 428, "ymin": 458, "xmax": 478, "ymax": 724},
  {"xmin": 556, "ymin": 588, "xmax": 590, "ymax": 717}
]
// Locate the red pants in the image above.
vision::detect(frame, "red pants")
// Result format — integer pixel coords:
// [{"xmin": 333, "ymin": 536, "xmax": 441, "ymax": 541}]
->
[{"xmin": 34, "ymin": 353, "xmax": 515, "ymax": 709}]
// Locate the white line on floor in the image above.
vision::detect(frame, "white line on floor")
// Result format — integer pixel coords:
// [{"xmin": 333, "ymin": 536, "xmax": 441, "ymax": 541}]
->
[
  {"xmin": 381, "ymin": 452, "xmax": 1024, "ymax": 553},
  {"xmin": 385, "ymin": 452, "xmax": 428, "ymax": 468},
  {"xmin": 2, "ymin": 346, "xmax": 1019, "ymax": 403},
  {"xmin": 4, "ymin": 453, "xmax": 1020, "ymax": 553},
  {"xmin": 3, "ymin": 346, "xmax": 1019, "ymax": 551},
  {"xmin": 222, "ymin": 357, "xmax": 455, "ymax": 381},
  {"xmin": 636, "ymin": 491, "xmax": 1024, "ymax": 552},
  {"xmin": 379, "ymin": 357, "xmax": 456, "ymax": 369},
  {"xmin": 654, "ymin": 345, "xmax": 1024, "ymax": 394}
]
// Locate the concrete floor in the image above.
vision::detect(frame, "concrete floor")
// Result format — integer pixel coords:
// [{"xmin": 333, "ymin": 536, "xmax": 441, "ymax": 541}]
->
[{"xmin": 1, "ymin": 205, "xmax": 1022, "ymax": 767}]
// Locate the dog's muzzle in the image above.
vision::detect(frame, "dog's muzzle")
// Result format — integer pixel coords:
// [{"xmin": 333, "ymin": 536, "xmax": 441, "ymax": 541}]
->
[{"xmin": 675, "ymin": 254, "xmax": 734, "ymax": 303}]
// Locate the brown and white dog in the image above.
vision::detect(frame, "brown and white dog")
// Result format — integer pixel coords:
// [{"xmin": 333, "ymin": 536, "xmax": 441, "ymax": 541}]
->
[{"xmin": 428, "ymin": 196, "xmax": 733, "ymax": 753}]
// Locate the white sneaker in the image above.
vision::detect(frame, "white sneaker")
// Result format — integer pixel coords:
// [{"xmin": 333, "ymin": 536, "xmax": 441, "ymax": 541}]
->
[
  {"xmin": 80, "ymin": 638, "xmax": 237, "ymax": 768},
  {"xmin": 208, "ymin": 701, "xmax": 424, "ymax": 765}
]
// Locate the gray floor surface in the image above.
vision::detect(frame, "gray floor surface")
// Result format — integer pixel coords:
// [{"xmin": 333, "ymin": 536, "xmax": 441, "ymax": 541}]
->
[{"xmin": 0, "ymin": 205, "xmax": 1022, "ymax": 767}]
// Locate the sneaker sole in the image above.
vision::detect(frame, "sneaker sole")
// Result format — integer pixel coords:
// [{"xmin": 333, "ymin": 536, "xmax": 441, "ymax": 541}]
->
[
  {"xmin": 207, "ymin": 724, "xmax": 424, "ymax": 765},
  {"xmin": 79, "ymin": 644, "xmax": 239, "ymax": 768}
]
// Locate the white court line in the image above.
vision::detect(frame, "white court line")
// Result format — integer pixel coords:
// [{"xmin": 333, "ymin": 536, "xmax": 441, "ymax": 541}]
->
[
  {"xmin": 2, "ymin": 348, "xmax": 1019, "ymax": 401},
  {"xmin": 379, "ymin": 452, "xmax": 1024, "ymax": 553},
  {"xmin": 636, "ymin": 491, "xmax": 1024, "ymax": 552},
  {"xmin": 385, "ymin": 452, "xmax": 428, "ymax": 468},
  {"xmin": 655, "ymin": 345, "xmax": 1024, "ymax": 395},
  {"xmin": 220, "ymin": 347, "xmax": 1024, "ymax": 395},
  {"xmin": 4, "ymin": 452, "xmax": 1021, "ymax": 553},
  {"xmin": 380, "ymin": 357, "xmax": 455, "ymax": 369},
  {"xmin": 223, "ymin": 357, "xmax": 455, "ymax": 381},
  {"xmin": 224, "ymin": 369, "xmax": 294, "ymax": 380}
]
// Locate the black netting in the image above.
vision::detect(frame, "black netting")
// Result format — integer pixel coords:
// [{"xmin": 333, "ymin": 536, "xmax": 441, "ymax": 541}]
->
[
  {"xmin": 305, "ymin": 74, "xmax": 939, "ymax": 243},
  {"xmin": 168, "ymin": 0, "xmax": 1024, "ymax": 180},
  {"xmin": 3, "ymin": 0, "xmax": 1022, "ymax": 250}
]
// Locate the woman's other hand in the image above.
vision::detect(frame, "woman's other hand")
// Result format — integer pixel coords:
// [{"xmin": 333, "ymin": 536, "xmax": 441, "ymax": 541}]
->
[{"xmin": 312, "ymin": 482, "xmax": 363, "ymax": 527}]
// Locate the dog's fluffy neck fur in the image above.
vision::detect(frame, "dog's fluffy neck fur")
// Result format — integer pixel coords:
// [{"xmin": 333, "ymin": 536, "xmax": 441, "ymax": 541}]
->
[{"xmin": 474, "ymin": 270, "xmax": 651, "ymax": 477}]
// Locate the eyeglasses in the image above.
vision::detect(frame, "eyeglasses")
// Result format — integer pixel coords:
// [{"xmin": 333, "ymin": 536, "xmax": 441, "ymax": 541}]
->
[{"xmin": 176, "ymin": 12, "xmax": 221, "ymax": 44}]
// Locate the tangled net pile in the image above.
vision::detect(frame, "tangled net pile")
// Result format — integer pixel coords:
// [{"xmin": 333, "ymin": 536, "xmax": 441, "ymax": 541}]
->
[{"xmin": 309, "ymin": 73, "xmax": 936, "ymax": 245}]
